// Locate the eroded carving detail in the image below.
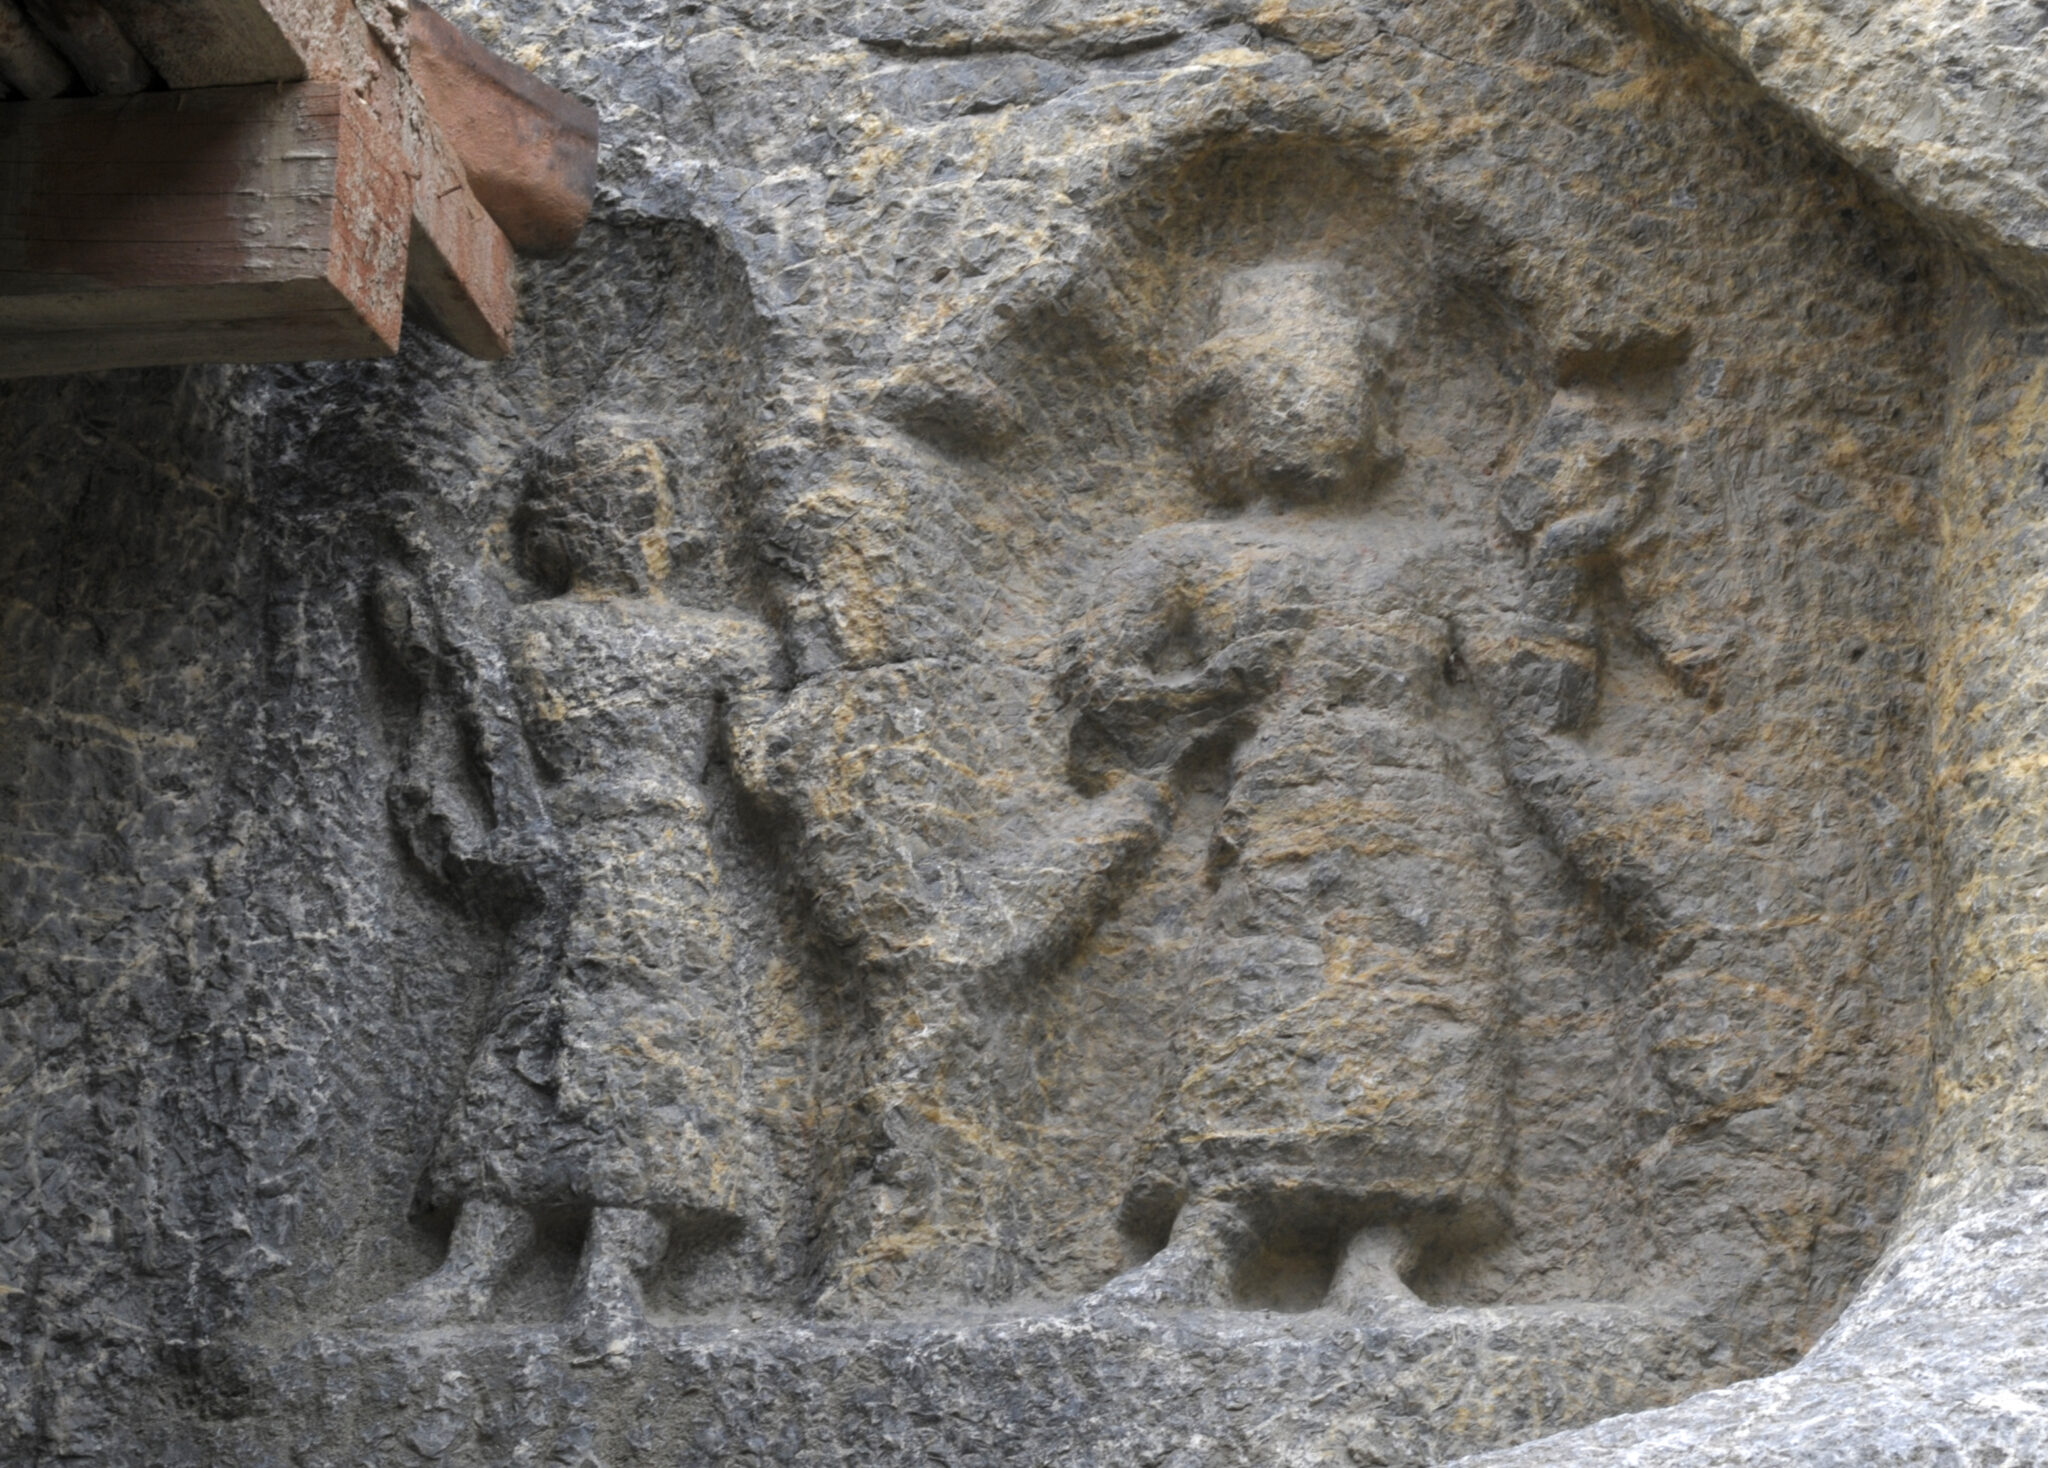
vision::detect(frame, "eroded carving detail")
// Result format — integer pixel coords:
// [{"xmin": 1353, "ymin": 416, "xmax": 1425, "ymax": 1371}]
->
[
  {"xmin": 223, "ymin": 72, "xmax": 1941, "ymax": 1468},
  {"xmin": 9, "ymin": 0, "xmax": 1993, "ymax": 1458},
  {"xmin": 368, "ymin": 416, "xmax": 780, "ymax": 1353},
  {"xmin": 1057, "ymin": 258, "xmax": 1518, "ymax": 1309}
]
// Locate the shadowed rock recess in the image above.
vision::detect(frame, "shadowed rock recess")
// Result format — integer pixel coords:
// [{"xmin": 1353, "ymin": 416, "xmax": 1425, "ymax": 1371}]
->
[{"xmin": 6, "ymin": 2, "xmax": 2048, "ymax": 1464}]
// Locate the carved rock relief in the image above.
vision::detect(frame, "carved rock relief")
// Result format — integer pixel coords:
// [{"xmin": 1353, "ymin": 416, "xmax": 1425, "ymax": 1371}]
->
[
  {"xmin": 174, "ymin": 21, "xmax": 1951, "ymax": 1464},
  {"xmin": 694, "ymin": 129, "xmax": 1934, "ymax": 1372},
  {"xmin": 362, "ymin": 137, "xmax": 1939, "ymax": 1379}
]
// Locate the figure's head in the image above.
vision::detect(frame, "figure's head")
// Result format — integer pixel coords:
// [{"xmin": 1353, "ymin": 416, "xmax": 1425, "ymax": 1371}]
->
[
  {"xmin": 514, "ymin": 416, "xmax": 711, "ymax": 596},
  {"xmin": 1173, "ymin": 259, "xmax": 1399, "ymax": 505}
]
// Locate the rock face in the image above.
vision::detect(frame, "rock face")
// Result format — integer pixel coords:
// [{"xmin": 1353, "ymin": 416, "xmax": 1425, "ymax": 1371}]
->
[{"xmin": 2, "ymin": 2, "xmax": 2045, "ymax": 1464}]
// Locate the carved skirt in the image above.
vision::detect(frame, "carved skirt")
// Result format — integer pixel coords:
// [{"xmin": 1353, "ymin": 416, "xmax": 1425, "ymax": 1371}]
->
[
  {"xmin": 422, "ymin": 810, "xmax": 753, "ymax": 1223},
  {"xmin": 1169, "ymin": 738, "xmax": 1513, "ymax": 1228}
]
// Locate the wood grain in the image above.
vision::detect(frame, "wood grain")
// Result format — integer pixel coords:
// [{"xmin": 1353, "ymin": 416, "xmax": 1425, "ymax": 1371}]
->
[
  {"xmin": 407, "ymin": 4, "xmax": 596, "ymax": 257},
  {"xmin": 0, "ymin": 83, "xmax": 410, "ymax": 377}
]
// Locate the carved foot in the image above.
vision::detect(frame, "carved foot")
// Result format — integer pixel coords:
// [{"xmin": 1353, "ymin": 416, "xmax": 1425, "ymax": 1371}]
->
[
  {"xmin": 356, "ymin": 1198, "xmax": 535, "ymax": 1329},
  {"xmin": 1322, "ymin": 1224, "xmax": 1424, "ymax": 1316},
  {"xmin": 567, "ymin": 1207, "xmax": 670, "ymax": 1362},
  {"xmin": 1082, "ymin": 1198, "xmax": 1253, "ymax": 1312}
]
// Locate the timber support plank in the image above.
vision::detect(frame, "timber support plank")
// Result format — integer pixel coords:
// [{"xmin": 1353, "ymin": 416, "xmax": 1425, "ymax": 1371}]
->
[
  {"xmin": 0, "ymin": 0, "xmax": 593, "ymax": 374},
  {"xmin": 0, "ymin": 83, "xmax": 411, "ymax": 376},
  {"xmin": 407, "ymin": 4, "xmax": 596, "ymax": 257},
  {"xmin": 406, "ymin": 132, "xmax": 515, "ymax": 360},
  {"xmin": 21, "ymin": 0, "xmax": 149, "ymax": 93}
]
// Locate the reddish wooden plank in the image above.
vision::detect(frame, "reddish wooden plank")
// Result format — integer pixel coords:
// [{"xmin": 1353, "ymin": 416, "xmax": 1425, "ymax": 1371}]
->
[
  {"xmin": 11, "ymin": 185, "xmax": 337, "ymax": 220},
  {"xmin": 0, "ymin": 91, "xmax": 344, "ymax": 170},
  {"xmin": 0, "ymin": 247, "xmax": 336, "ymax": 285},
  {"xmin": 328, "ymin": 81, "xmax": 411, "ymax": 348},
  {"xmin": 0, "ymin": 110, "xmax": 342, "ymax": 191},
  {"xmin": 406, "ymin": 4, "xmax": 596, "ymax": 257},
  {"xmin": 3, "ymin": 175, "xmax": 327, "ymax": 197},
  {"xmin": 0, "ymin": 309, "xmax": 399, "ymax": 376},
  {"xmin": 9, "ymin": 185, "xmax": 341, "ymax": 244},
  {"xmin": 1, "ymin": 87, "xmax": 338, "ymax": 287},
  {"xmin": 0, "ymin": 274, "xmax": 341, "ymax": 330},
  {"xmin": 0, "ymin": 153, "xmax": 335, "ymax": 199},
  {"xmin": 0, "ymin": 110, "xmax": 344, "ymax": 150},
  {"xmin": 0, "ymin": 101, "xmax": 347, "ymax": 149},
  {"xmin": 403, "ymin": 117, "xmax": 514, "ymax": 359},
  {"xmin": 0, "ymin": 82, "xmax": 410, "ymax": 376}
]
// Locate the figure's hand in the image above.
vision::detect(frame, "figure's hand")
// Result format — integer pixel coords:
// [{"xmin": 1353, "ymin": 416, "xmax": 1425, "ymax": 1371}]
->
[
  {"xmin": 1499, "ymin": 407, "xmax": 1668, "ymax": 621},
  {"xmin": 389, "ymin": 778, "xmax": 559, "ymax": 918},
  {"xmin": 1462, "ymin": 614, "xmax": 1601, "ymax": 735},
  {"xmin": 367, "ymin": 565, "xmax": 441, "ymax": 688},
  {"xmin": 1063, "ymin": 630, "xmax": 1298, "ymax": 791}
]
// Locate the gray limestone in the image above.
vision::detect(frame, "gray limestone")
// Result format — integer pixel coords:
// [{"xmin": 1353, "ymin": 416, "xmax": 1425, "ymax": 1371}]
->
[{"xmin": 4, "ymin": 1, "xmax": 2048, "ymax": 1463}]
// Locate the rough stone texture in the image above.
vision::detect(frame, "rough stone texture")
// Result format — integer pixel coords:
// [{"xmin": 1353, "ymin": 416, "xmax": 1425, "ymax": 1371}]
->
[
  {"xmin": 1643, "ymin": 0, "xmax": 2048, "ymax": 302},
  {"xmin": 1457, "ymin": 229, "xmax": 2048, "ymax": 1468},
  {"xmin": 3, "ymin": 1, "xmax": 2047, "ymax": 1465}
]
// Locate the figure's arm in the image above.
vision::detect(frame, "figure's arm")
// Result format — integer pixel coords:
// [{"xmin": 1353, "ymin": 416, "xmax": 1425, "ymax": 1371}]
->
[
  {"xmin": 1054, "ymin": 537, "xmax": 1298, "ymax": 791},
  {"xmin": 1466, "ymin": 622, "xmax": 1662, "ymax": 947},
  {"xmin": 967, "ymin": 775, "xmax": 1171, "ymax": 998},
  {"xmin": 432, "ymin": 568, "xmax": 551, "ymax": 845},
  {"xmin": 369, "ymin": 561, "xmax": 561, "ymax": 917},
  {"xmin": 730, "ymin": 647, "xmax": 1174, "ymax": 992},
  {"xmin": 1465, "ymin": 418, "xmax": 1678, "ymax": 938}
]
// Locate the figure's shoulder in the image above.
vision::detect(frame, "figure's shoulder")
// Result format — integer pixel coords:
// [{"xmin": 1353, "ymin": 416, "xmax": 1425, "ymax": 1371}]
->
[
  {"xmin": 1111, "ymin": 515, "xmax": 1302, "ymax": 574},
  {"xmin": 510, "ymin": 595, "xmax": 784, "ymax": 689},
  {"xmin": 659, "ymin": 602, "xmax": 785, "ymax": 689},
  {"xmin": 1110, "ymin": 518, "xmax": 1227, "ymax": 561}
]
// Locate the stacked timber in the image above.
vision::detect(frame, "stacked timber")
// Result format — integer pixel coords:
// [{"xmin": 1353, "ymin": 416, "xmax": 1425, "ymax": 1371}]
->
[{"xmin": 0, "ymin": 0, "xmax": 596, "ymax": 375}]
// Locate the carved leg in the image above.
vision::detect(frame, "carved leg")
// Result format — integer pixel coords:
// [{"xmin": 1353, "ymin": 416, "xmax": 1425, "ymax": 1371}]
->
[
  {"xmin": 1323, "ymin": 1224, "xmax": 1424, "ymax": 1316},
  {"xmin": 359, "ymin": 1198, "xmax": 536, "ymax": 1328},
  {"xmin": 1081, "ymin": 1197, "xmax": 1254, "ymax": 1311},
  {"xmin": 567, "ymin": 1207, "xmax": 670, "ymax": 1358}
]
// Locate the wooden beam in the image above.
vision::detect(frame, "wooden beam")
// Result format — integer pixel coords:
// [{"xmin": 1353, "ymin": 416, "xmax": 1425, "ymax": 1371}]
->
[
  {"xmin": 405, "ymin": 126, "xmax": 515, "ymax": 359},
  {"xmin": 0, "ymin": 0, "xmax": 72, "ymax": 98},
  {"xmin": 405, "ymin": 4, "xmax": 596, "ymax": 257},
  {"xmin": 0, "ymin": 0, "xmax": 570, "ymax": 372},
  {"xmin": 0, "ymin": 83, "xmax": 411, "ymax": 377},
  {"xmin": 93, "ymin": 0, "xmax": 309, "ymax": 87}
]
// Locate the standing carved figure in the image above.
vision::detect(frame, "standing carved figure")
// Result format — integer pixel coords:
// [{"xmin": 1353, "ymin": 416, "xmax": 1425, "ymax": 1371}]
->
[
  {"xmin": 1060, "ymin": 259, "xmax": 1530, "ymax": 1309},
  {"xmin": 367, "ymin": 418, "xmax": 779, "ymax": 1352}
]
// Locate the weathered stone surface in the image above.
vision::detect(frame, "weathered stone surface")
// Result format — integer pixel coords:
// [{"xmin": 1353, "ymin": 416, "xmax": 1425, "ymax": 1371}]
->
[
  {"xmin": 1645, "ymin": 0, "xmax": 2048, "ymax": 302},
  {"xmin": 4, "ymin": 1, "xmax": 2047, "ymax": 1464}
]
